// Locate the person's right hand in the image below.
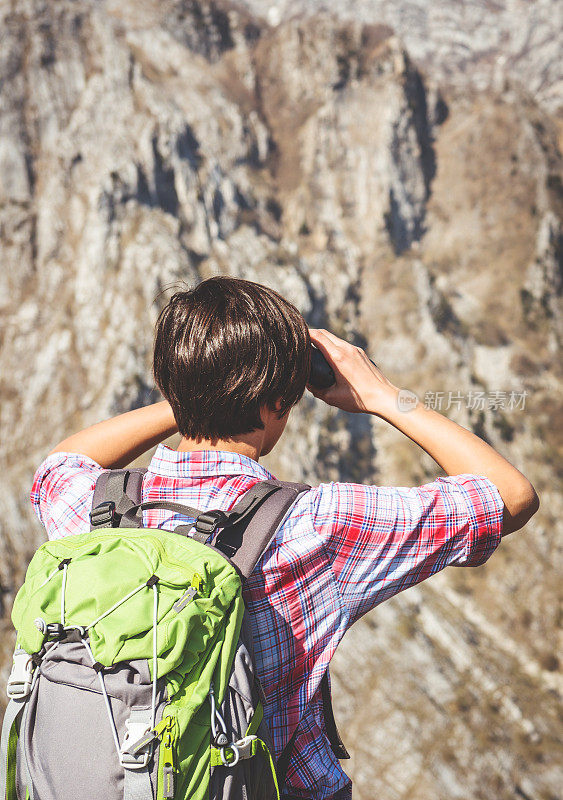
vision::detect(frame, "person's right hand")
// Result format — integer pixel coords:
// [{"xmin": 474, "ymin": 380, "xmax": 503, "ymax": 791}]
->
[{"xmin": 307, "ymin": 329, "xmax": 399, "ymax": 417}]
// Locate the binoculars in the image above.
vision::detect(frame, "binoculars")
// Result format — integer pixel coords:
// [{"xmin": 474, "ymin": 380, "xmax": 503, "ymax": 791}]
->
[
  {"xmin": 309, "ymin": 344, "xmax": 378, "ymax": 390},
  {"xmin": 309, "ymin": 346, "xmax": 336, "ymax": 389}
]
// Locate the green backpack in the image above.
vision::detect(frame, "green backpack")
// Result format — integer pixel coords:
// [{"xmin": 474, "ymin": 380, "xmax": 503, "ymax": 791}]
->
[{"xmin": 1, "ymin": 469, "xmax": 348, "ymax": 800}]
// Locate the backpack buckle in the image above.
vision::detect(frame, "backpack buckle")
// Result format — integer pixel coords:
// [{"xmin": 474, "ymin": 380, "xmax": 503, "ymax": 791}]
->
[
  {"xmin": 195, "ymin": 510, "xmax": 228, "ymax": 536},
  {"xmin": 7, "ymin": 650, "xmax": 34, "ymax": 699},
  {"xmin": 90, "ymin": 501, "xmax": 116, "ymax": 529},
  {"xmin": 120, "ymin": 718, "xmax": 153, "ymax": 769},
  {"xmin": 232, "ymin": 735, "xmax": 258, "ymax": 761}
]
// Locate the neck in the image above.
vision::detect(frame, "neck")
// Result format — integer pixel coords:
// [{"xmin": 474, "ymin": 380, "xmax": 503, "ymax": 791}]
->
[{"xmin": 176, "ymin": 435, "xmax": 263, "ymax": 462}]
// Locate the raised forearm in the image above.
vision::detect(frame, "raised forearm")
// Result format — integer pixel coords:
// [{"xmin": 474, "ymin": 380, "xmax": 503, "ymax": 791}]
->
[
  {"xmin": 379, "ymin": 398, "xmax": 539, "ymax": 535},
  {"xmin": 49, "ymin": 401, "xmax": 178, "ymax": 468},
  {"xmin": 307, "ymin": 328, "xmax": 539, "ymax": 536}
]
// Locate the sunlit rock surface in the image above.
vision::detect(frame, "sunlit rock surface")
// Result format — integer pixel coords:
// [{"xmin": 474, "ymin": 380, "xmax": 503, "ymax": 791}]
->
[
  {"xmin": 0, "ymin": 2, "xmax": 561, "ymax": 798},
  {"xmin": 241, "ymin": 0, "xmax": 563, "ymax": 116}
]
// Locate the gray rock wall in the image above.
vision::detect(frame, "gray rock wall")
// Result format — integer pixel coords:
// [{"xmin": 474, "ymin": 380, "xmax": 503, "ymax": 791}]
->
[{"xmin": 239, "ymin": 0, "xmax": 563, "ymax": 116}]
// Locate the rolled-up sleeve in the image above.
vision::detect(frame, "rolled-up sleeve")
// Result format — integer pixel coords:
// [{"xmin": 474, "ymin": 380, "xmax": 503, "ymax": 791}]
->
[
  {"xmin": 313, "ymin": 474, "xmax": 504, "ymax": 624},
  {"xmin": 30, "ymin": 452, "xmax": 105, "ymax": 540}
]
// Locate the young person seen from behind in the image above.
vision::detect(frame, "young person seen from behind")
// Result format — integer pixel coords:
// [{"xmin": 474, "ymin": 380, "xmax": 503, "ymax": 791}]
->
[{"xmin": 32, "ymin": 276, "xmax": 539, "ymax": 799}]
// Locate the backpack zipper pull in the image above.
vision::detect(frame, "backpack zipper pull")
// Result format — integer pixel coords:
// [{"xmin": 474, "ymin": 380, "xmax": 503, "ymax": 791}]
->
[
  {"xmin": 161, "ymin": 716, "xmax": 176, "ymax": 799},
  {"xmin": 152, "ymin": 716, "xmax": 171, "ymax": 738}
]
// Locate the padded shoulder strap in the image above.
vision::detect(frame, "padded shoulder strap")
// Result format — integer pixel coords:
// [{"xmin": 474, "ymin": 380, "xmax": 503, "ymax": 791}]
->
[
  {"xmin": 90, "ymin": 469, "xmax": 147, "ymax": 530},
  {"xmin": 214, "ymin": 479, "xmax": 310, "ymax": 579},
  {"xmin": 90, "ymin": 472, "xmax": 311, "ymax": 579}
]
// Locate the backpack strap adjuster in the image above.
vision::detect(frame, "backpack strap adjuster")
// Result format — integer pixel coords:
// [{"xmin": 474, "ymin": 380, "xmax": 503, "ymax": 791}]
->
[
  {"xmin": 89, "ymin": 501, "xmax": 117, "ymax": 529},
  {"xmin": 6, "ymin": 650, "xmax": 34, "ymax": 699},
  {"xmin": 195, "ymin": 510, "xmax": 228, "ymax": 536}
]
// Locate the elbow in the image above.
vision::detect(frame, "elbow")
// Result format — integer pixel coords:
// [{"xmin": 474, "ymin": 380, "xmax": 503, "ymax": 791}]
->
[
  {"xmin": 518, "ymin": 480, "xmax": 540, "ymax": 520},
  {"xmin": 527, "ymin": 484, "xmax": 540, "ymax": 518},
  {"xmin": 502, "ymin": 479, "xmax": 540, "ymax": 536}
]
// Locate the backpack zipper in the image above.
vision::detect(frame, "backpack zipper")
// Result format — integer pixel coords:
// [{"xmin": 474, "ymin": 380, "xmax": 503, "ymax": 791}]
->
[{"xmin": 154, "ymin": 713, "xmax": 177, "ymax": 800}]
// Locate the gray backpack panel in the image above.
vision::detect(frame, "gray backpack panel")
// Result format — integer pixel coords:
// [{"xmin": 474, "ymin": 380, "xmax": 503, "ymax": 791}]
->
[
  {"xmin": 209, "ymin": 613, "xmax": 277, "ymax": 799},
  {"xmin": 18, "ymin": 640, "xmax": 167, "ymax": 800}
]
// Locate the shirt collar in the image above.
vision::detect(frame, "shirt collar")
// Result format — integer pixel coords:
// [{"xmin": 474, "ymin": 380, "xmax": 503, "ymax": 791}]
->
[{"xmin": 148, "ymin": 443, "xmax": 275, "ymax": 481}]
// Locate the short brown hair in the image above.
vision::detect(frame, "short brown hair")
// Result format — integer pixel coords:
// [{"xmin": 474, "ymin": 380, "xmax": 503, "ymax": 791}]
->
[{"xmin": 153, "ymin": 276, "xmax": 311, "ymax": 440}]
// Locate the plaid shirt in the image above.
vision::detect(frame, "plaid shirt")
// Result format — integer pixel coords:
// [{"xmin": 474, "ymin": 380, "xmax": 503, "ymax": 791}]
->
[{"xmin": 30, "ymin": 444, "xmax": 504, "ymax": 799}]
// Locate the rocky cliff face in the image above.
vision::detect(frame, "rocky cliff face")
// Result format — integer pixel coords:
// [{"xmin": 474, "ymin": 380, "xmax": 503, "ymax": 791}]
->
[
  {"xmin": 241, "ymin": 0, "xmax": 563, "ymax": 117},
  {"xmin": 0, "ymin": 2, "xmax": 561, "ymax": 798}
]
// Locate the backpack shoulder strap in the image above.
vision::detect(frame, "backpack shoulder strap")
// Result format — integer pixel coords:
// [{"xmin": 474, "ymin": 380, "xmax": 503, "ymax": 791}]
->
[
  {"xmin": 213, "ymin": 479, "xmax": 311, "ymax": 579},
  {"xmin": 90, "ymin": 468, "xmax": 147, "ymax": 530}
]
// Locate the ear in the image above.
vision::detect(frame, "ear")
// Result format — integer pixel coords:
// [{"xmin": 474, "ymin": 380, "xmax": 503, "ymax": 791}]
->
[
  {"xmin": 263, "ymin": 398, "xmax": 284, "ymax": 412},
  {"xmin": 260, "ymin": 398, "xmax": 286, "ymax": 422}
]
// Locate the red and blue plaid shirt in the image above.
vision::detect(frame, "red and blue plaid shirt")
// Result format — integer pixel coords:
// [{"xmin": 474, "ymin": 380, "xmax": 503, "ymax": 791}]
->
[{"xmin": 31, "ymin": 444, "xmax": 504, "ymax": 798}]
